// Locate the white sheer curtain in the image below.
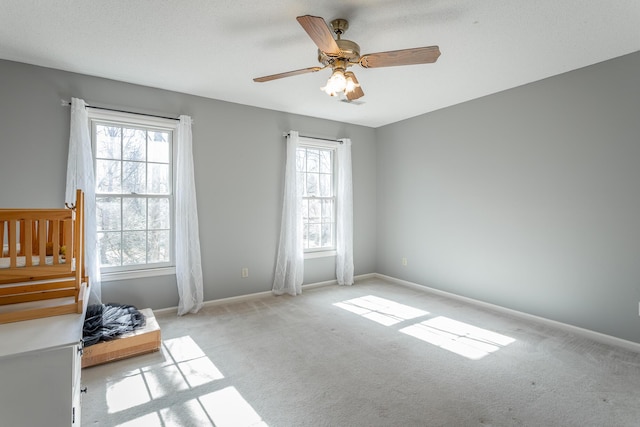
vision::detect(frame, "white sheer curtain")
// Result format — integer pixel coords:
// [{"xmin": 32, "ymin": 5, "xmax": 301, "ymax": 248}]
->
[
  {"xmin": 175, "ymin": 115, "xmax": 204, "ymax": 315},
  {"xmin": 65, "ymin": 97, "xmax": 101, "ymax": 304},
  {"xmin": 336, "ymin": 138, "xmax": 354, "ymax": 285},
  {"xmin": 273, "ymin": 131, "xmax": 304, "ymax": 296}
]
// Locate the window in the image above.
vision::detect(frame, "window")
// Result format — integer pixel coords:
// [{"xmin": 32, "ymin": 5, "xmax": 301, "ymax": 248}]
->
[
  {"xmin": 89, "ymin": 109, "xmax": 177, "ymax": 277},
  {"xmin": 297, "ymin": 139, "xmax": 336, "ymax": 254}
]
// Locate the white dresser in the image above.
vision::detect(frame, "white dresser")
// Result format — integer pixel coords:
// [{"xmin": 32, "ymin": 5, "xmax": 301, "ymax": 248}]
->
[{"xmin": 0, "ymin": 301, "xmax": 87, "ymax": 426}]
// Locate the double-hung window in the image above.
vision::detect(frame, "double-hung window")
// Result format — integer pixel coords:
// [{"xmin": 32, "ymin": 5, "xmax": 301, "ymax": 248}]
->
[
  {"xmin": 89, "ymin": 109, "xmax": 177, "ymax": 278},
  {"xmin": 297, "ymin": 138, "xmax": 337, "ymax": 256}
]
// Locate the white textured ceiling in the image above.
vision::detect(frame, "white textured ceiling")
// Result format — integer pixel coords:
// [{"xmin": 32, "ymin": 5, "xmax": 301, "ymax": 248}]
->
[{"xmin": 1, "ymin": 1, "xmax": 639, "ymax": 128}]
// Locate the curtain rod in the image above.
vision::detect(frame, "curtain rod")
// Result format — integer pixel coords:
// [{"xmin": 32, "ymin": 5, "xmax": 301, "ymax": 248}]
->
[
  {"xmin": 61, "ymin": 99, "xmax": 179, "ymax": 121},
  {"xmin": 282, "ymin": 132, "xmax": 343, "ymax": 144}
]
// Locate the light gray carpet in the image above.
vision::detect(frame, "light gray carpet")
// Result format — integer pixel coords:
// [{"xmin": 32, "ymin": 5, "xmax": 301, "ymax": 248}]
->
[{"xmin": 82, "ymin": 277, "xmax": 640, "ymax": 426}]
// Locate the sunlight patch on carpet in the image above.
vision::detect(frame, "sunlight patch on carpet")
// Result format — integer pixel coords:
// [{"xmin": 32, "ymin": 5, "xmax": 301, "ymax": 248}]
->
[
  {"xmin": 144, "ymin": 364, "xmax": 190, "ymax": 399},
  {"xmin": 158, "ymin": 399, "xmax": 216, "ymax": 426},
  {"xmin": 163, "ymin": 335, "xmax": 206, "ymax": 362},
  {"xmin": 106, "ymin": 374, "xmax": 151, "ymax": 413},
  {"xmin": 115, "ymin": 412, "xmax": 161, "ymax": 426},
  {"xmin": 333, "ymin": 295, "xmax": 429, "ymax": 326},
  {"xmin": 180, "ymin": 356, "xmax": 225, "ymax": 387},
  {"xmin": 114, "ymin": 399, "xmax": 213, "ymax": 427},
  {"xmin": 107, "ymin": 335, "xmax": 225, "ymax": 415},
  {"xmin": 400, "ymin": 316, "xmax": 516, "ymax": 360},
  {"xmin": 199, "ymin": 386, "xmax": 269, "ymax": 427},
  {"xmin": 104, "ymin": 335, "xmax": 269, "ymax": 424}
]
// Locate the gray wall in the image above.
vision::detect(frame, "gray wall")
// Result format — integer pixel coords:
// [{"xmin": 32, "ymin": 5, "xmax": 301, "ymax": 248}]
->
[
  {"xmin": 0, "ymin": 59, "xmax": 377, "ymax": 309},
  {"xmin": 3, "ymin": 52, "xmax": 640, "ymax": 345},
  {"xmin": 376, "ymin": 52, "xmax": 640, "ymax": 343}
]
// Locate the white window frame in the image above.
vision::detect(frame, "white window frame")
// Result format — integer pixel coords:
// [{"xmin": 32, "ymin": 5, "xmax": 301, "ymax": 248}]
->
[
  {"xmin": 298, "ymin": 137, "xmax": 338, "ymax": 259},
  {"xmin": 88, "ymin": 108, "xmax": 177, "ymax": 281}
]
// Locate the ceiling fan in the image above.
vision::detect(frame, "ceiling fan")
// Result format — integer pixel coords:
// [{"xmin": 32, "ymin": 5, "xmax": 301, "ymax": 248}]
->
[{"xmin": 253, "ymin": 15, "xmax": 441, "ymax": 101}]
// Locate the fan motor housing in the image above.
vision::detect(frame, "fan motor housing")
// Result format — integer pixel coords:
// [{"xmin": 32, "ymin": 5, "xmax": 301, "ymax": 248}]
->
[{"xmin": 318, "ymin": 39, "xmax": 361, "ymax": 66}]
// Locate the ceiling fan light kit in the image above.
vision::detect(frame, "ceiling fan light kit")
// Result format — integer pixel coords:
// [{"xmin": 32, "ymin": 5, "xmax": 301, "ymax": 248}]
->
[
  {"xmin": 253, "ymin": 15, "xmax": 441, "ymax": 101},
  {"xmin": 321, "ymin": 69, "xmax": 361, "ymax": 97},
  {"xmin": 321, "ymin": 69, "xmax": 348, "ymax": 96}
]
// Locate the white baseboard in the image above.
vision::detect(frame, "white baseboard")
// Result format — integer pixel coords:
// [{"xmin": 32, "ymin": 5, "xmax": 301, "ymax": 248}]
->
[
  {"xmin": 154, "ymin": 290, "xmax": 274, "ymax": 316},
  {"xmin": 302, "ymin": 273, "xmax": 377, "ymax": 290},
  {"xmin": 153, "ymin": 273, "xmax": 375, "ymax": 316},
  {"xmin": 155, "ymin": 271, "xmax": 640, "ymax": 354},
  {"xmin": 375, "ymin": 273, "xmax": 640, "ymax": 354}
]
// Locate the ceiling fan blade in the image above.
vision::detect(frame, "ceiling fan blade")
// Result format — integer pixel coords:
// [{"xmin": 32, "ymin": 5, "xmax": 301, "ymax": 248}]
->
[
  {"xmin": 345, "ymin": 72, "xmax": 364, "ymax": 101},
  {"xmin": 253, "ymin": 66, "xmax": 323, "ymax": 82},
  {"xmin": 296, "ymin": 15, "xmax": 341, "ymax": 56},
  {"xmin": 359, "ymin": 46, "xmax": 441, "ymax": 68}
]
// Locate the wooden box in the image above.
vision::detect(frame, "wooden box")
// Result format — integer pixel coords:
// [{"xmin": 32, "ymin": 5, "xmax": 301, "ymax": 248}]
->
[{"xmin": 82, "ymin": 308, "xmax": 161, "ymax": 368}]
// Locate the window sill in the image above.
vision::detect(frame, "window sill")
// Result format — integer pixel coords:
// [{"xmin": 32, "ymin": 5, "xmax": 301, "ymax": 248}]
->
[
  {"xmin": 304, "ymin": 250, "xmax": 337, "ymax": 259},
  {"xmin": 101, "ymin": 266, "xmax": 176, "ymax": 282}
]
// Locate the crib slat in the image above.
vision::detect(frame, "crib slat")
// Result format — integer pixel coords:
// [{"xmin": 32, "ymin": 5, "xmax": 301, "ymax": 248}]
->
[
  {"xmin": 38, "ymin": 219, "xmax": 46, "ymax": 263},
  {"xmin": 0, "ymin": 221, "xmax": 5, "ymax": 257},
  {"xmin": 0, "ymin": 288, "xmax": 78, "ymax": 306},
  {"xmin": 24, "ymin": 219, "xmax": 33, "ymax": 267},
  {"xmin": 0, "ymin": 266, "xmax": 73, "ymax": 285},
  {"xmin": 0, "ymin": 302, "xmax": 79, "ymax": 324},
  {"xmin": 18, "ymin": 220, "xmax": 24, "ymax": 256},
  {"xmin": 64, "ymin": 220, "xmax": 72, "ymax": 263},
  {"xmin": 0, "ymin": 279, "xmax": 77, "ymax": 297},
  {"xmin": 32, "ymin": 221, "xmax": 38, "ymax": 255},
  {"xmin": 9, "ymin": 221, "xmax": 17, "ymax": 268},
  {"xmin": 52, "ymin": 220, "xmax": 60, "ymax": 264},
  {"xmin": 47, "ymin": 219, "xmax": 53, "ymax": 244}
]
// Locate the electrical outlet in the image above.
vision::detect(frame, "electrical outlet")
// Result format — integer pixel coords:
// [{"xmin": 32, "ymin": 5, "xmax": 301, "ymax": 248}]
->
[
  {"xmin": 241, "ymin": 268, "xmax": 249, "ymax": 278},
  {"xmin": 402, "ymin": 257, "xmax": 407, "ymax": 266}
]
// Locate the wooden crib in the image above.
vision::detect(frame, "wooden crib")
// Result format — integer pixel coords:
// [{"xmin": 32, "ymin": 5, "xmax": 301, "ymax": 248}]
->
[{"xmin": 0, "ymin": 189, "xmax": 88, "ymax": 324}]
